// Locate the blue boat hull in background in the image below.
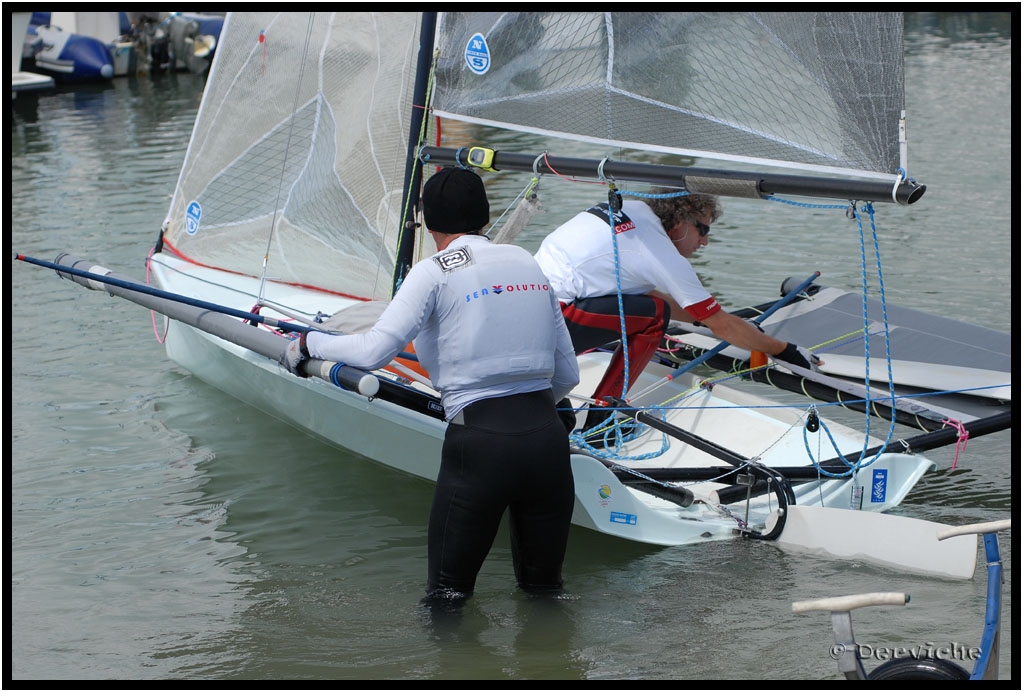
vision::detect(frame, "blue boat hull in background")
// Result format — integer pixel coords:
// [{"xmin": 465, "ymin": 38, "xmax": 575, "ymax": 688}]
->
[
  {"xmin": 21, "ymin": 12, "xmax": 225, "ymax": 83},
  {"xmin": 25, "ymin": 22, "xmax": 115, "ymax": 82}
]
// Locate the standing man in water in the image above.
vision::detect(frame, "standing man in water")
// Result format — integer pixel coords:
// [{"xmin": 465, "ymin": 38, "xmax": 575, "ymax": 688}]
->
[{"xmin": 284, "ymin": 167, "xmax": 580, "ymax": 604}]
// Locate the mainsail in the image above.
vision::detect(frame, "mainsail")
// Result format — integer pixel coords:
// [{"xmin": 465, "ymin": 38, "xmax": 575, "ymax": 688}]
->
[
  {"xmin": 431, "ymin": 12, "xmax": 907, "ymax": 180},
  {"xmin": 161, "ymin": 12, "xmax": 917, "ymax": 309}
]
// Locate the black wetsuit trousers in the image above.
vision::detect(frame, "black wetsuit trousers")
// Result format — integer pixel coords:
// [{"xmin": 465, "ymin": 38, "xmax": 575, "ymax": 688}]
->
[{"xmin": 427, "ymin": 389, "xmax": 575, "ymax": 596}]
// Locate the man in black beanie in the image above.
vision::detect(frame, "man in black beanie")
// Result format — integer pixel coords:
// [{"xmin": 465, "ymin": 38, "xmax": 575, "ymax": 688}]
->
[
  {"xmin": 420, "ymin": 165, "xmax": 491, "ymax": 234},
  {"xmin": 284, "ymin": 167, "xmax": 580, "ymax": 606}
]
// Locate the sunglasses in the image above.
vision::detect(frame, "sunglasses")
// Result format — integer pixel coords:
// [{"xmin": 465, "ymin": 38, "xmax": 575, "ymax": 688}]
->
[{"xmin": 694, "ymin": 220, "xmax": 711, "ymax": 237}]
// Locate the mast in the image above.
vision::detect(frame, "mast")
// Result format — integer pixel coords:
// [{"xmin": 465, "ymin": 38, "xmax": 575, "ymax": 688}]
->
[{"xmin": 392, "ymin": 12, "xmax": 438, "ymax": 297}]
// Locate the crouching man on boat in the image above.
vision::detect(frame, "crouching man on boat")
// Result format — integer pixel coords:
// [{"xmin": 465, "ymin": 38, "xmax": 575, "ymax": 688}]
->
[
  {"xmin": 534, "ymin": 189, "xmax": 821, "ymax": 434},
  {"xmin": 282, "ymin": 166, "xmax": 580, "ymax": 606}
]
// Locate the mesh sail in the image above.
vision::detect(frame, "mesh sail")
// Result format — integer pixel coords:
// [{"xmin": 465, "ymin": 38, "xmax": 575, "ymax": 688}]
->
[
  {"xmin": 163, "ymin": 12, "xmax": 908, "ymax": 299},
  {"xmin": 432, "ymin": 12, "xmax": 905, "ymax": 179},
  {"xmin": 163, "ymin": 12, "xmax": 423, "ymax": 300}
]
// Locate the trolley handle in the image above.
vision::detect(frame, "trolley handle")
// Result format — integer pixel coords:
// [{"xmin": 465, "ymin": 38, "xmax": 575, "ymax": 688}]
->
[
  {"xmin": 792, "ymin": 592, "xmax": 908, "ymax": 615},
  {"xmin": 936, "ymin": 518, "xmax": 1011, "ymax": 541}
]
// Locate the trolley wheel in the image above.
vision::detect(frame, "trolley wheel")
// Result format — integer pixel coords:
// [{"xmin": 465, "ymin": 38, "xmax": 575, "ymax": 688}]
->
[{"xmin": 868, "ymin": 656, "xmax": 970, "ymax": 681}]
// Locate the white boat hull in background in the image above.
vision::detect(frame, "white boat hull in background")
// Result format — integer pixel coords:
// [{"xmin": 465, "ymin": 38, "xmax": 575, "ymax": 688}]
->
[{"xmin": 11, "ymin": 12, "xmax": 54, "ymax": 92}]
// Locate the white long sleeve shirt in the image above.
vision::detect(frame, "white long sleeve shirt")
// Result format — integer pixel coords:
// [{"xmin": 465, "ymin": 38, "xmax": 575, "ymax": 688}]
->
[
  {"xmin": 535, "ymin": 199, "xmax": 714, "ymax": 315},
  {"xmin": 306, "ymin": 234, "xmax": 580, "ymax": 420}
]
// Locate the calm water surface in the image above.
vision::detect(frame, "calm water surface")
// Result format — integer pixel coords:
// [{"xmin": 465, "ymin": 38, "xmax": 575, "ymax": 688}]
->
[{"xmin": 9, "ymin": 14, "xmax": 1015, "ymax": 682}]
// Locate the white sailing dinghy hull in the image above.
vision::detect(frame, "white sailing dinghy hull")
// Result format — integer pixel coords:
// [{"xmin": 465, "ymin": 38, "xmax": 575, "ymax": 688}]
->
[
  {"xmin": 149, "ymin": 255, "xmax": 936, "ymax": 550},
  {"xmin": 769, "ymin": 506, "xmax": 979, "ymax": 580}
]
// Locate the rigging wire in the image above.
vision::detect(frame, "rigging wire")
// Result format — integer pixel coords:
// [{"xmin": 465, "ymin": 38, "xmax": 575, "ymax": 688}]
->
[
  {"xmin": 566, "ymin": 186, "xmax": 937, "ymax": 473},
  {"xmin": 800, "ymin": 202, "xmax": 900, "ymax": 481},
  {"xmin": 392, "ymin": 45, "xmax": 441, "ymax": 295},
  {"xmin": 487, "ymin": 173, "xmax": 544, "ymax": 245},
  {"xmin": 255, "ymin": 12, "xmax": 316, "ymax": 309}
]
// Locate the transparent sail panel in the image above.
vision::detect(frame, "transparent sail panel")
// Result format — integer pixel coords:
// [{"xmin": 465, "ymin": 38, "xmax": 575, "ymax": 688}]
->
[
  {"xmin": 433, "ymin": 12, "xmax": 905, "ymax": 179},
  {"xmin": 163, "ymin": 12, "xmax": 422, "ymax": 300}
]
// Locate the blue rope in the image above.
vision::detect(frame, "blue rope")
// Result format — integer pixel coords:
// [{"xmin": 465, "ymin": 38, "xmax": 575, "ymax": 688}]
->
[
  {"xmin": 859, "ymin": 202, "xmax": 899, "ymax": 447},
  {"xmin": 731, "ymin": 194, "xmax": 903, "ymax": 474},
  {"xmin": 581, "ymin": 186, "xmax": 693, "ymax": 447},
  {"xmin": 574, "ymin": 189, "xmax": 923, "ymax": 472},
  {"xmin": 763, "ymin": 196, "xmax": 848, "ymax": 211},
  {"xmin": 570, "ymin": 411, "xmax": 671, "ymax": 460},
  {"xmin": 608, "ymin": 185, "xmax": 631, "ymax": 404},
  {"xmin": 797, "ymin": 202, "xmax": 899, "ymax": 475}
]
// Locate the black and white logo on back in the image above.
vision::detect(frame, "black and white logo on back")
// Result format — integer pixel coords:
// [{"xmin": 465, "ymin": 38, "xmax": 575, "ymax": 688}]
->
[{"xmin": 434, "ymin": 246, "xmax": 473, "ymax": 272}]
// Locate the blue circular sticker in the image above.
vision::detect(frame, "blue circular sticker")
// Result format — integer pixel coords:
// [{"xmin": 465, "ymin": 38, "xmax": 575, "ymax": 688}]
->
[
  {"xmin": 465, "ymin": 32, "xmax": 490, "ymax": 75},
  {"xmin": 185, "ymin": 200, "xmax": 202, "ymax": 236}
]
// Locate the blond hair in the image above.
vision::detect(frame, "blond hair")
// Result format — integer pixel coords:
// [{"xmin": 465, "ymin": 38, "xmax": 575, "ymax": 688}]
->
[{"xmin": 645, "ymin": 189, "xmax": 722, "ymax": 230}]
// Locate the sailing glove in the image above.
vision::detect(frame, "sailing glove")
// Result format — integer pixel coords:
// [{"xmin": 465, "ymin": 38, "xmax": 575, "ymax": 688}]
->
[
  {"xmin": 282, "ymin": 332, "xmax": 311, "ymax": 377},
  {"xmin": 774, "ymin": 342, "xmax": 822, "ymax": 372}
]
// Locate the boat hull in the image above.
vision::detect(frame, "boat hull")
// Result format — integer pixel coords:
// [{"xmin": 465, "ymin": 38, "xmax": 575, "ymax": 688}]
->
[
  {"xmin": 148, "ymin": 253, "xmax": 936, "ymax": 547},
  {"xmin": 28, "ymin": 25, "xmax": 114, "ymax": 82},
  {"xmin": 11, "ymin": 11, "xmax": 55, "ymax": 92},
  {"xmin": 164, "ymin": 311, "xmax": 444, "ymax": 481}
]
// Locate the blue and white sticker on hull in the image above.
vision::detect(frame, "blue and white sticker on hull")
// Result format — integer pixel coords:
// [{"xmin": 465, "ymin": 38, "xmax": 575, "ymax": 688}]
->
[
  {"xmin": 870, "ymin": 468, "xmax": 888, "ymax": 503},
  {"xmin": 610, "ymin": 511, "xmax": 637, "ymax": 525},
  {"xmin": 186, "ymin": 201, "xmax": 202, "ymax": 236},
  {"xmin": 465, "ymin": 33, "xmax": 490, "ymax": 75}
]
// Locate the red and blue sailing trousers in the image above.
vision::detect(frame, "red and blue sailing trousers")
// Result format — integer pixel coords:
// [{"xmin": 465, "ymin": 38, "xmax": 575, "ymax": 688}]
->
[{"xmin": 560, "ymin": 294, "xmax": 671, "ymax": 405}]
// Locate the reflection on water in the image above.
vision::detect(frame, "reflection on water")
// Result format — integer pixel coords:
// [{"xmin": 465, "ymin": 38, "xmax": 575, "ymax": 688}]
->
[
  {"xmin": 421, "ymin": 591, "xmax": 586, "ymax": 680},
  {"xmin": 904, "ymin": 11, "xmax": 1015, "ymax": 44},
  {"xmin": 10, "ymin": 381, "xmax": 252, "ymax": 679}
]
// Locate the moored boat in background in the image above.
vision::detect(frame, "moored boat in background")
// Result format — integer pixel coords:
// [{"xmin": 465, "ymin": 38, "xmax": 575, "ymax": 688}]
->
[
  {"xmin": 21, "ymin": 11, "xmax": 224, "ymax": 82},
  {"xmin": 23, "ymin": 13, "xmax": 117, "ymax": 82},
  {"xmin": 11, "ymin": 11, "xmax": 54, "ymax": 94}
]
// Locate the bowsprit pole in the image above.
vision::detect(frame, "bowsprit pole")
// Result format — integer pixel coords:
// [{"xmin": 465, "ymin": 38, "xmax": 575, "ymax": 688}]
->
[
  {"xmin": 17, "ymin": 252, "xmax": 312, "ymax": 333},
  {"xmin": 15, "ymin": 252, "xmax": 379, "ymax": 396}
]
